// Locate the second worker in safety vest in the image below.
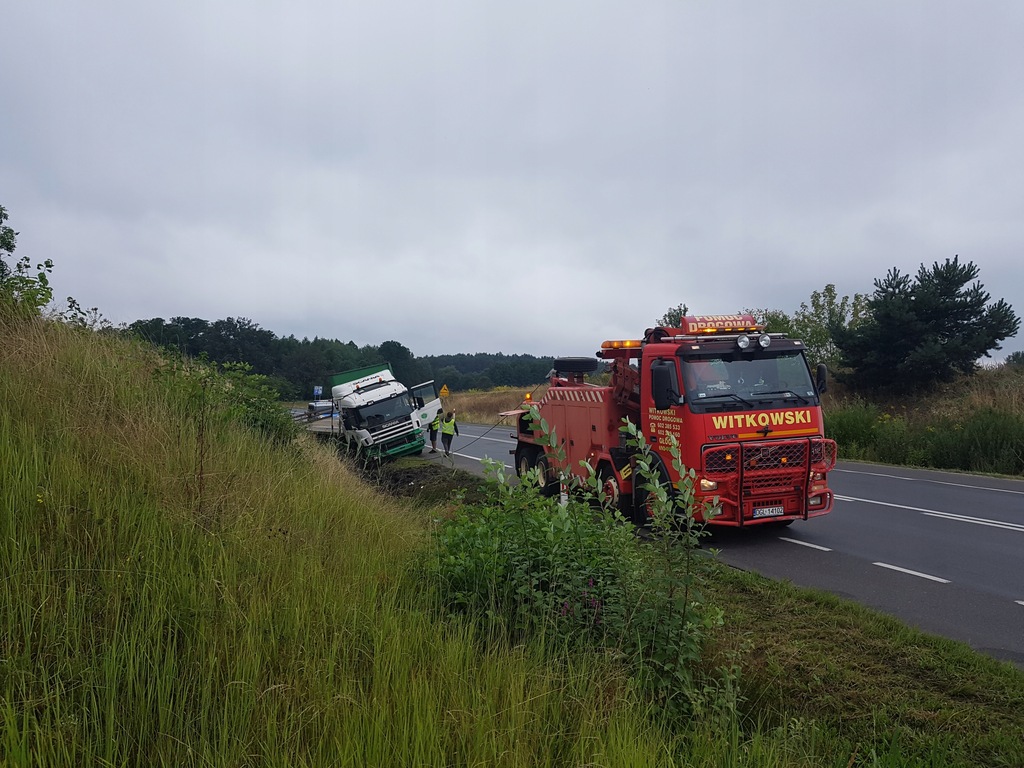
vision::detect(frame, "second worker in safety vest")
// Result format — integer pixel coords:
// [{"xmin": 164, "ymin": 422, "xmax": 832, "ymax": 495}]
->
[{"xmin": 440, "ymin": 410, "xmax": 459, "ymax": 457}]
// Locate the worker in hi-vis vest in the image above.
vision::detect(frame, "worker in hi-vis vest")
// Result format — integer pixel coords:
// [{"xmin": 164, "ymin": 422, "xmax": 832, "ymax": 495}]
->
[
  {"xmin": 427, "ymin": 409, "xmax": 442, "ymax": 453},
  {"xmin": 440, "ymin": 410, "xmax": 459, "ymax": 457}
]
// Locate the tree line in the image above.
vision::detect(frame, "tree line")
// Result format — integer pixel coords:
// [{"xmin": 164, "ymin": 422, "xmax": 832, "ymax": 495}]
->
[
  {"xmin": 125, "ymin": 316, "xmax": 555, "ymax": 399},
  {"xmin": 125, "ymin": 255, "xmax": 1023, "ymax": 402},
  {"xmin": 4, "ymin": 203, "xmax": 1020, "ymax": 399},
  {"xmin": 662, "ymin": 257, "xmax": 1019, "ymax": 394}
]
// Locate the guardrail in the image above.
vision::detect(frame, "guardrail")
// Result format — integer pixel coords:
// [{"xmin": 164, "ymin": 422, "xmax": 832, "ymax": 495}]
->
[{"xmin": 289, "ymin": 409, "xmax": 336, "ymax": 423}]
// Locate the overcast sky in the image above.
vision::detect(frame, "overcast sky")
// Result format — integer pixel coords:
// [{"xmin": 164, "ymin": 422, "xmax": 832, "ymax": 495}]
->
[{"xmin": 3, "ymin": 1, "xmax": 1022, "ymax": 360}]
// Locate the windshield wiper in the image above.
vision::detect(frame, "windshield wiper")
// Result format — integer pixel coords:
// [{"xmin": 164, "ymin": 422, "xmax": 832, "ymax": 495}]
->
[
  {"xmin": 754, "ymin": 390, "xmax": 810, "ymax": 404},
  {"xmin": 698, "ymin": 392, "xmax": 754, "ymax": 408}
]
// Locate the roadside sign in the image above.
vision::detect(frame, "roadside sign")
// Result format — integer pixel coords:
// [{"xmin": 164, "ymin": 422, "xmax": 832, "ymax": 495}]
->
[
  {"xmin": 313, "ymin": 385, "xmax": 323, "ymax": 398},
  {"xmin": 439, "ymin": 384, "xmax": 450, "ymax": 397}
]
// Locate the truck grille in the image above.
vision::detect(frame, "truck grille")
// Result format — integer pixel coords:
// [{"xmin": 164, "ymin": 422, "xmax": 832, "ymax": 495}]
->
[
  {"xmin": 701, "ymin": 437, "xmax": 836, "ymax": 522},
  {"xmin": 703, "ymin": 439, "xmax": 833, "ymax": 477}
]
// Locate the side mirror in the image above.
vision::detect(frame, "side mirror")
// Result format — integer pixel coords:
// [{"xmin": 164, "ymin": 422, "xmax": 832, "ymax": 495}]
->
[
  {"xmin": 651, "ymin": 362, "xmax": 675, "ymax": 411},
  {"xmin": 816, "ymin": 363, "xmax": 828, "ymax": 394}
]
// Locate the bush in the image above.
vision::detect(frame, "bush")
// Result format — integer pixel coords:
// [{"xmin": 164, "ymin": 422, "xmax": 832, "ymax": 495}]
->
[
  {"xmin": 923, "ymin": 408, "xmax": 1024, "ymax": 475},
  {"xmin": 425, "ymin": 410, "xmax": 724, "ymax": 719},
  {"xmin": 874, "ymin": 413, "xmax": 913, "ymax": 465},
  {"xmin": 153, "ymin": 354, "xmax": 300, "ymax": 450},
  {"xmin": 824, "ymin": 399, "xmax": 880, "ymax": 459},
  {"xmin": 962, "ymin": 408, "xmax": 1024, "ymax": 474},
  {"xmin": 428, "ymin": 467, "xmax": 643, "ymax": 643}
]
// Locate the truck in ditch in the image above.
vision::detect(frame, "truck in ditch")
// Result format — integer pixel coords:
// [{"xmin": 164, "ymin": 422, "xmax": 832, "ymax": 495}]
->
[{"xmin": 329, "ymin": 364, "xmax": 441, "ymax": 459}]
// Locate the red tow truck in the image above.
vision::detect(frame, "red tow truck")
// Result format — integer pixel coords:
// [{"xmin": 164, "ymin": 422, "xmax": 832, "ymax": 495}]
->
[{"xmin": 509, "ymin": 314, "xmax": 837, "ymax": 527}]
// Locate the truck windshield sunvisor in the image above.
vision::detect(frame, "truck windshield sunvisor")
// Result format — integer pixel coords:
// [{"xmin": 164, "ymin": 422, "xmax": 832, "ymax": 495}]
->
[{"xmin": 354, "ymin": 381, "xmax": 391, "ymax": 395}]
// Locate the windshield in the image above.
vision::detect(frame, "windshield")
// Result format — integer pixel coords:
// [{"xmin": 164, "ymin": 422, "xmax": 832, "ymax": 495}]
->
[
  {"xmin": 681, "ymin": 351, "xmax": 817, "ymax": 413},
  {"xmin": 351, "ymin": 393, "xmax": 415, "ymax": 429}
]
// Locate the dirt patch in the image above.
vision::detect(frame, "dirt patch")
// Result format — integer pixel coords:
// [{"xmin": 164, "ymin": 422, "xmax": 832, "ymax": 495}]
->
[{"xmin": 359, "ymin": 457, "xmax": 492, "ymax": 507}]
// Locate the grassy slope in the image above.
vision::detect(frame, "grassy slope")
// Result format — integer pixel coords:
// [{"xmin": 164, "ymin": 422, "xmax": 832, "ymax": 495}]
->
[
  {"xmin": 4, "ymin": 319, "xmax": 1023, "ymax": 767},
  {"xmin": 377, "ymin": 456, "xmax": 1024, "ymax": 767},
  {"xmin": 1, "ymin": 318, "xmax": 682, "ymax": 767}
]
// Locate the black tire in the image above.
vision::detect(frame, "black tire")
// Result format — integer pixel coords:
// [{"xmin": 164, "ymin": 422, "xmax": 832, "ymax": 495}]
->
[
  {"xmin": 598, "ymin": 465, "xmax": 625, "ymax": 516},
  {"xmin": 535, "ymin": 454, "xmax": 557, "ymax": 496},
  {"xmin": 515, "ymin": 447, "xmax": 535, "ymax": 479},
  {"xmin": 631, "ymin": 459, "xmax": 672, "ymax": 527},
  {"xmin": 553, "ymin": 357, "xmax": 600, "ymax": 374}
]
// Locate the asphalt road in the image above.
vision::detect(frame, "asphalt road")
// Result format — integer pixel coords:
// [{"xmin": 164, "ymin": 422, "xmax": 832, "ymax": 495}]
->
[{"xmin": 433, "ymin": 422, "xmax": 1024, "ymax": 666}]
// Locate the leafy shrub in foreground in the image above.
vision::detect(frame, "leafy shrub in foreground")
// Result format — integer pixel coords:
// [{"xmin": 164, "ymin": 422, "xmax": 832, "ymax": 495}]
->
[
  {"xmin": 426, "ymin": 409, "xmax": 724, "ymax": 718},
  {"xmin": 430, "ymin": 461, "xmax": 643, "ymax": 644}
]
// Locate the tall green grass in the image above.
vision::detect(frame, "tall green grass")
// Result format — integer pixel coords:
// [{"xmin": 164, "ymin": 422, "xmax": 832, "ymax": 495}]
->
[
  {"xmin": 1, "ymin": 317, "xmax": 687, "ymax": 766},
  {"xmin": 6, "ymin": 315, "xmax": 1023, "ymax": 767},
  {"xmin": 825, "ymin": 390, "xmax": 1024, "ymax": 475},
  {"xmin": 704, "ymin": 566, "xmax": 1024, "ymax": 768}
]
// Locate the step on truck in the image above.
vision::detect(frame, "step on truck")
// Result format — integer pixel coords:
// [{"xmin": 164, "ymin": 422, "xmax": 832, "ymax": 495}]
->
[
  {"xmin": 510, "ymin": 314, "xmax": 838, "ymax": 527},
  {"xmin": 329, "ymin": 363, "xmax": 441, "ymax": 459}
]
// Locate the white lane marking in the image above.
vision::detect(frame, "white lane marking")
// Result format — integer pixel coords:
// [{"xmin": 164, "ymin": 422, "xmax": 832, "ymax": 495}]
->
[
  {"xmin": 834, "ymin": 467, "xmax": 1024, "ymax": 495},
  {"xmin": 778, "ymin": 537, "xmax": 832, "ymax": 551},
  {"xmin": 835, "ymin": 494, "xmax": 1024, "ymax": 532},
  {"xmin": 444, "ymin": 451, "xmax": 512, "ymax": 469},
  {"xmin": 921, "ymin": 511, "xmax": 1024, "ymax": 533},
  {"xmin": 1016, "ymin": 601, "xmax": 1024, "ymax": 607},
  {"xmin": 873, "ymin": 562, "xmax": 950, "ymax": 583}
]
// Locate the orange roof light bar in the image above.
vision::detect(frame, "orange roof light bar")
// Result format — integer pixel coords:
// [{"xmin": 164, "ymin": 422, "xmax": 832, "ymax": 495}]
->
[{"xmin": 601, "ymin": 339, "xmax": 643, "ymax": 350}]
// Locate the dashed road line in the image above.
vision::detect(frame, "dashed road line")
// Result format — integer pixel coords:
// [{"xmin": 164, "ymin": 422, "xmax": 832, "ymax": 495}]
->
[
  {"xmin": 778, "ymin": 537, "xmax": 832, "ymax": 551},
  {"xmin": 872, "ymin": 562, "xmax": 950, "ymax": 583}
]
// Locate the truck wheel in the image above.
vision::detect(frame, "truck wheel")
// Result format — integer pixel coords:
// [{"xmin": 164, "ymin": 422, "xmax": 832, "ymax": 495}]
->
[
  {"xmin": 632, "ymin": 463, "xmax": 672, "ymax": 527},
  {"xmin": 553, "ymin": 357, "xmax": 599, "ymax": 374},
  {"xmin": 515, "ymin": 448, "xmax": 534, "ymax": 478},
  {"xmin": 535, "ymin": 455, "xmax": 557, "ymax": 496},
  {"xmin": 598, "ymin": 466, "xmax": 622, "ymax": 514}
]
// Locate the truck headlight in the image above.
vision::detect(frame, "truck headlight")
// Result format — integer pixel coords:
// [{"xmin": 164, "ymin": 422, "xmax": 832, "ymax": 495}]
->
[
  {"xmin": 736, "ymin": 334, "xmax": 751, "ymax": 349},
  {"xmin": 700, "ymin": 478, "xmax": 718, "ymax": 492}
]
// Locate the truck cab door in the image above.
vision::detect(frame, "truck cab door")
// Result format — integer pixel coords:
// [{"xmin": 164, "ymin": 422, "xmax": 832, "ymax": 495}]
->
[{"xmin": 410, "ymin": 380, "xmax": 442, "ymax": 428}]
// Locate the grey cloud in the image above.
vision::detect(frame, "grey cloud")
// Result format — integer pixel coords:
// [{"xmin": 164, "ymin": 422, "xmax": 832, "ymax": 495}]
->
[{"xmin": 3, "ymin": 0, "xmax": 1022, "ymax": 359}]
